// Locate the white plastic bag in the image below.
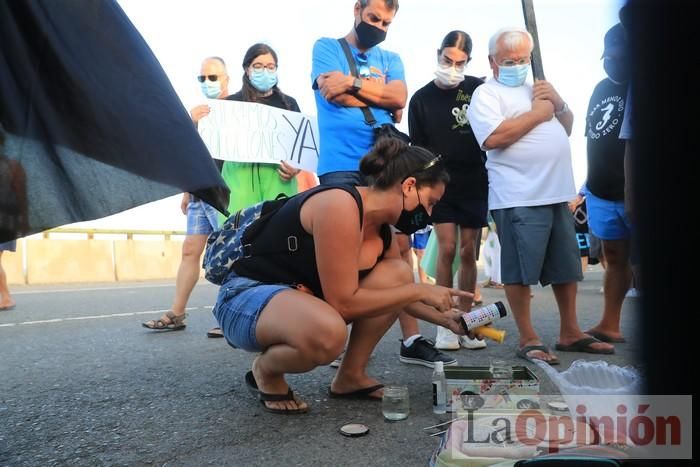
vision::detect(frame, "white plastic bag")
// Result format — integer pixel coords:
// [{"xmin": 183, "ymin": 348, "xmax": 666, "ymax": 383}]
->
[
  {"xmin": 535, "ymin": 359, "xmax": 643, "ymax": 442},
  {"xmin": 535, "ymin": 359, "xmax": 642, "ymax": 396}
]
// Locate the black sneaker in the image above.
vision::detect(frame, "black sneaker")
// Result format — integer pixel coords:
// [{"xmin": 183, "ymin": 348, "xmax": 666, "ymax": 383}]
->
[{"xmin": 399, "ymin": 337, "xmax": 458, "ymax": 368}]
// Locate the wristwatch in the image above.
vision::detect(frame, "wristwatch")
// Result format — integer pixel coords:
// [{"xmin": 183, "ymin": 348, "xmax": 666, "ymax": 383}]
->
[
  {"xmin": 350, "ymin": 77, "xmax": 363, "ymax": 94},
  {"xmin": 555, "ymin": 102, "xmax": 570, "ymax": 116}
]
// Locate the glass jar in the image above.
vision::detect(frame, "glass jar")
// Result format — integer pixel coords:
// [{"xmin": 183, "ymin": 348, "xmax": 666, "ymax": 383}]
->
[{"xmin": 382, "ymin": 385, "xmax": 410, "ymax": 421}]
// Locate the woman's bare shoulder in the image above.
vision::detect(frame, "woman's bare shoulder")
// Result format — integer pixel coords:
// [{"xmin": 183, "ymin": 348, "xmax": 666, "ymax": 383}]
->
[{"xmin": 300, "ymin": 187, "xmax": 362, "ymax": 232}]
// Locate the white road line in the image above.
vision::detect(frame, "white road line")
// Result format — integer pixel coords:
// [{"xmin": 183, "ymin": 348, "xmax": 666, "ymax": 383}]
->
[
  {"xmin": 0, "ymin": 306, "xmax": 214, "ymax": 328},
  {"xmin": 12, "ymin": 282, "xmax": 217, "ymax": 295}
]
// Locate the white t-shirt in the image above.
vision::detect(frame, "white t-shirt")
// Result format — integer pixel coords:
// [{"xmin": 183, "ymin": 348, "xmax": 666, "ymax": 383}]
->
[{"xmin": 467, "ymin": 78, "xmax": 576, "ymax": 210}]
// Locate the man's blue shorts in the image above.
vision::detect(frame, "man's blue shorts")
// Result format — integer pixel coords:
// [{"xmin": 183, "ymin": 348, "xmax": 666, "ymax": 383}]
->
[
  {"xmin": 0, "ymin": 240, "xmax": 16, "ymax": 252},
  {"xmin": 585, "ymin": 191, "xmax": 632, "ymax": 241},
  {"xmin": 492, "ymin": 203, "xmax": 583, "ymax": 286},
  {"xmin": 186, "ymin": 199, "xmax": 219, "ymax": 235}
]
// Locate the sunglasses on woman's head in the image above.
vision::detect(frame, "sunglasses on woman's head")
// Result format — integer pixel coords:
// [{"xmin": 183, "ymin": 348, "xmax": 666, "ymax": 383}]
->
[
  {"xmin": 402, "ymin": 155, "xmax": 444, "ymax": 183},
  {"xmin": 197, "ymin": 74, "xmax": 219, "ymax": 83},
  {"xmin": 420, "ymin": 154, "xmax": 443, "ymax": 171}
]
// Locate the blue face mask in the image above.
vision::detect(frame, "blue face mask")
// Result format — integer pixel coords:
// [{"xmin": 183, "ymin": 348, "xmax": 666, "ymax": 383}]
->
[
  {"xmin": 200, "ymin": 81, "xmax": 221, "ymax": 99},
  {"xmin": 249, "ymin": 69, "xmax": 278, "ymax": 92},
  {"xmin": 497, "ymin": 64, "xmax": 529, "ymax": 87}
]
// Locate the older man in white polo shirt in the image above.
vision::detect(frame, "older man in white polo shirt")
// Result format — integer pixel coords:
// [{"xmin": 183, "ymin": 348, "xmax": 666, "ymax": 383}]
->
[{"xmin": 467, "ymin": 27, "xmax": 615, "ymax": 364}]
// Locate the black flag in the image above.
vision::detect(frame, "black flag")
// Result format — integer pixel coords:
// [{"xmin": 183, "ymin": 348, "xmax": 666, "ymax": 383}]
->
[{"xmin": 0, "ymin": 0, "xmax": 229, "ymax": 242}]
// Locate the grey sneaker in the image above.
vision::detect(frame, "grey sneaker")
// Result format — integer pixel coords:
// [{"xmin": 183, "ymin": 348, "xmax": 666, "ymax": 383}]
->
[{"xmin": 399, "ymin": 337, "xmax": 458, "ymax": 368}]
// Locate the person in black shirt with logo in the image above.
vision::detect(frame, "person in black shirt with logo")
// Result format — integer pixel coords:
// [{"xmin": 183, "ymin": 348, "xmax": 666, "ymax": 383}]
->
[
  {"xmin": 582, "ymin": 23, "xmax": 631, "ymax": 344},
  {"xmin": 408, "ymin": 31, "xmax": 488, "ymax": 351}
]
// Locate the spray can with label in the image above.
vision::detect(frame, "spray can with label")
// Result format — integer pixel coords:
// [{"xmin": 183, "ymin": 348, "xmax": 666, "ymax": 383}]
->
[{"xmin": 460, "ymin": 301, "xmax": 508, "ymax": 343}]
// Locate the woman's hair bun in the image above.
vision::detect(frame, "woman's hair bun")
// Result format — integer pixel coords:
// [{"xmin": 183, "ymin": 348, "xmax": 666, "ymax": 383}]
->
[{"xmin": 359, "ymin": 138, "xmax": 407, "ymax": 177}]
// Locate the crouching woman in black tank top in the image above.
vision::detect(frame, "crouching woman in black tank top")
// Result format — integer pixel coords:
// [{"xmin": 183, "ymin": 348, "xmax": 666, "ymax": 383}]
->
[{"xmin": 212, "ymin": 138, "xmax": 472, "ymax": 414}]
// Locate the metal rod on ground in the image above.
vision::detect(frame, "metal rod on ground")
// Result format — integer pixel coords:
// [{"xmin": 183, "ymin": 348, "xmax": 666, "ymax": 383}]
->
[
  {"xmin": 422, "ymin": 414, "xmax": 471, "ymax": 431},
  {"xmin": 521, "ymin": 0, "xmax": 545, "ymax": 81}
]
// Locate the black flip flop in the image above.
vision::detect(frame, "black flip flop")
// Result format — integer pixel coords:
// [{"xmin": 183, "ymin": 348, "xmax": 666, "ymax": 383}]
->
[
  {"xmin": 555, "ymin": 337, "xmax": 615, "ymax": 354},
  {"xmin": 328, "ymin": 384, "xmax": 384, "ymax": 401},
  {"xmin": 244, "ymin": 371, "xmax": 309, "ymax": 414},
  {"xmin": 585, "ymin": 329, "xmax": 627, "ymax": 344}
]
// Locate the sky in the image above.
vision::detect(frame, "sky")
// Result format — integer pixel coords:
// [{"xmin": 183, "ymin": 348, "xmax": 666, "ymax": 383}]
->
[{"xmin": 71, "ymin": 0, "xmax": 625, "ymax": 231}]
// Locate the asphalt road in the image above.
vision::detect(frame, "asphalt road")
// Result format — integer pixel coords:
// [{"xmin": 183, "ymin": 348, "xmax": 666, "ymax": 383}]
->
[{"xmin": 0, "ymin": 267, "xmax": 642, "ymax": 466}]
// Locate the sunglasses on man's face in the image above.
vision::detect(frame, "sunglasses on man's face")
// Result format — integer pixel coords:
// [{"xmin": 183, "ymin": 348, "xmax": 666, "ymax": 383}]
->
[{"xmin": 197, "ymin": 74, "xmax": 220, "ymax": 83}]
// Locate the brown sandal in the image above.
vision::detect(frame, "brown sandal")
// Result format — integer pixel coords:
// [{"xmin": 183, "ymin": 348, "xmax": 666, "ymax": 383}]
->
[{"xmin": 142, "ymin": 311, "xmax": 186, "ymax": 331}]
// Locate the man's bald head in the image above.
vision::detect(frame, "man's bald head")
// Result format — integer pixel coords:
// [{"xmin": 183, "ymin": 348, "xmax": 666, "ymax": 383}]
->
[{"xmin": 203, "ymin": 56, "xmax": 226, "ymax": 69}]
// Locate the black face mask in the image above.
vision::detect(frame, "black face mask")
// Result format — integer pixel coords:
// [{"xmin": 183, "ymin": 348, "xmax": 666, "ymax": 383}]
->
[
  {"xmin": 394, "ymin": 189, "xmax": 431, "ymax": 235},
  {"xmin": 603, "ymin": 57, "xmax": 629, "ymax": 84},
  {"xmin": 355, "ymin": 20, "xmax": 387, "ymax": 49}
]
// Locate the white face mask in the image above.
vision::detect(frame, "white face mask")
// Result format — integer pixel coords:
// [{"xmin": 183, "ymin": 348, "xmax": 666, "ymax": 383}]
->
[{"xmin": 434, "ymin": 63, "xmax": 465, "ymax": 88}]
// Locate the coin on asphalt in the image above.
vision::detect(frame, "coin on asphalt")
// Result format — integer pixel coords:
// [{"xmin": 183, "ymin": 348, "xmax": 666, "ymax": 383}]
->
[{"xmin": 339, "ymin": 423, "xmax": 369, "ymax": 437}]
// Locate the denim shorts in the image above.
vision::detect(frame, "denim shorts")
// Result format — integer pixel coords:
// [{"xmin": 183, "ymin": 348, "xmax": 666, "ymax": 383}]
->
[
  {"xmin": 212, "ymin": 273, "xmax": 291, "ymax": 352},
  {"xmin": 491, "ymin": 203, "xmax": 583, "ymax": 286},
  {"xmin": 585, "ymin": 191, "xmax": 632, "ymax": 240},
  {"xmin": 186, "ymin": 199, "xmax": 219, "ymax": 235},
  {"xmin": 318, "ymin": 170, "xmax": 367, "ymax": 187}
]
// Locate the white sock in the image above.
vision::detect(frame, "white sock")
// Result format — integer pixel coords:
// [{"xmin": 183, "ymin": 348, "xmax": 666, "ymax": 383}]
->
[{"xmin": 403, "ymin": 334, "xmax": 422, "ymax": 347}]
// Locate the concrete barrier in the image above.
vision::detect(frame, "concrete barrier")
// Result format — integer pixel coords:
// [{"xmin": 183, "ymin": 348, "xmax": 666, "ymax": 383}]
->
[
  {"xmin": 26, "ymin": 239, "xmax": 116, "ymax": 284},
  {"xmin": 114, "ymin": 239, "xmax": 183, "ymax": 281},
  {"xmin": 2, "ymin": 241, "xmax": 24, "ymax": 285},
  {"xmin": 4, "ymin": 229, "xmax": 189, "ymax": 285},
  {"xmin": 5, "ymin": 227, "xmax": 484, "ymax": 285}
]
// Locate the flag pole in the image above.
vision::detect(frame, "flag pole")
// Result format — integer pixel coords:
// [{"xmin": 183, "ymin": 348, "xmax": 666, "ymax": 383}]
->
[{"xmin": 521, "ymin": 0, "xmax": 545, "ymax": 80}]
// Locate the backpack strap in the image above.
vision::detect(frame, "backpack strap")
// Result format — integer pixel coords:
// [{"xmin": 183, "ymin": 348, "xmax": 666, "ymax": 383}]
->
[
  {"xmin": 298, "ymin": 183, "xmax": 364, "ymax": 228},
  {"xmin": 243, "ymin": 184, "xmax": 364, "ymax": 259},
  {"xmin": 337, "ymin": 38, "xmax": 377, "ymax": 127}
]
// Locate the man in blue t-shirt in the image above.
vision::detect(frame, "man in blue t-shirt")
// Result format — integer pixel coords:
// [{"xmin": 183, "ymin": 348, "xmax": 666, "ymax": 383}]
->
[
  {"xmin": 311, "ymin": 0, "xmax": 406, "ymax": 184},
  {"xmin": 311, "ymin": 1, "xmax": 457, "ymax": 371}
]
